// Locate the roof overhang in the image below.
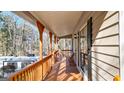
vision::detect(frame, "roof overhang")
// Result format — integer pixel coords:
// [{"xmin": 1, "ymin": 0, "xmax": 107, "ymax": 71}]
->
[{"xmin": 13, "ymin": 11, "xmax": 107, "ymax": 38}]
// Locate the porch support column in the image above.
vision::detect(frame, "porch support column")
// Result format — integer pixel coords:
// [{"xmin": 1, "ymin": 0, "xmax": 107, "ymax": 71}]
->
[
  {"xmin": 36, "ymin": 21, "xmax": 44, "ymax": 60},
  {"xmin": 57, "ymin": 38, "xmax": 59, "ymax": 44},
  {"xmin": 71, "ymin": 37, "xmax": 73, "ymax": 52},
  {"xmin": 54, "ymin": 35, "xmax": 57, "ymax": 50},
  {"xmin": 54, "ymin": 35, "xmax": 56, "ymax": 44},
  {"xmin": 49, "ymin": 32, "xmax": 52, "ymax": 54}
]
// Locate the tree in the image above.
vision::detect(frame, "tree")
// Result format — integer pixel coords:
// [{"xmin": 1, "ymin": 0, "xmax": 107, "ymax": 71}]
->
[{"xmin": 0, "ymin": 11, "xmax": 40, "ymax": 56}]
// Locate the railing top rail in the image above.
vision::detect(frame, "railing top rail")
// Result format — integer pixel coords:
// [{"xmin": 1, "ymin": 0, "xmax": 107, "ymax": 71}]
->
[
  {"xmin": 61, "ymin": 49, "xmax": 72, "ymax": 51},
  {"xmin": 80, "ymin": 52, "xmax": 88, "ymax": 56}
]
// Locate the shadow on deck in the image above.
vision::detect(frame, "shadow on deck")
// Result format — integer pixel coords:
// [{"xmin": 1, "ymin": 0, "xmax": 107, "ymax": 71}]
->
[{"xmin": 44, "ymin": 51, "xmax": 83, "ymax": 81}]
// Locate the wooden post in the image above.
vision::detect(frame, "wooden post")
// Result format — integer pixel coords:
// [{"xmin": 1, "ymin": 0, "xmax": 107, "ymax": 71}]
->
[
  {"xmin": 54, "ymin": 35, "xmax": 56, "ymax": 44},
  {"xmin": 36, "ymin": 21, "xmax": 44, "ymax": 60},
  {"xmin": 49, "ymin": 32, "xmax": 52, "ymax": 54},
  {"xmin": 72, "ymin": 36, "xmax": 73, "ymax": 52},
  {"xmin": 57, "ymin": 38, "xmax": 59, "ymax": 44},
  {"xmin": 54, "ymin": 35, "xmax": 56, "ymax": 50}
]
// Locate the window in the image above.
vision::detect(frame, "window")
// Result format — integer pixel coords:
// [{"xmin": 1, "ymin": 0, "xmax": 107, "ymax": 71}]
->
[{"xmin": 43, "ymin": 29, "xmax": 50, "ymax": 58}]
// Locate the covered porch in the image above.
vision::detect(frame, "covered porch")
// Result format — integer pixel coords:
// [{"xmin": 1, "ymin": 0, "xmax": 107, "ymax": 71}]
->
[{"xmin": 7, "ymin": 11, "xmax": 120, "ymax": 81}]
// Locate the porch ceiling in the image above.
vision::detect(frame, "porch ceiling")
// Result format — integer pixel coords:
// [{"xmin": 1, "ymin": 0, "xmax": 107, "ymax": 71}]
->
[
  {"xmin": 30, "ymin": 11, "xmax": 83, "ymax": 37},
  {"xmin": 14, "ymin": 11, "xmax": 107, "ymax": 38}
]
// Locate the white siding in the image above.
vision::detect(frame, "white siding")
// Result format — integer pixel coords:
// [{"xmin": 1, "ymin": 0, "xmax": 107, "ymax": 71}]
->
[{"xmin": 91, "ymin": 11, "xmax": 120, "ymax": 81}]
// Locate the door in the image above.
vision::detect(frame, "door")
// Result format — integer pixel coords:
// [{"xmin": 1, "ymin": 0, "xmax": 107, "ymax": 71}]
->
[
  {"xmin": 80, "ymin": 26, "xmax": 89, "ymax": 79},
  {"xmin": 87, "ymin": 17, "xmax": 92, "ymax": 81},
  {"xmin": 79, "ymin": 17, "xmax": 92, "ymax": 81}
]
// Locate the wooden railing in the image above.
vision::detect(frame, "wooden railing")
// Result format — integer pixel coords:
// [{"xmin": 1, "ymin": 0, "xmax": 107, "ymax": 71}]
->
[
  {"xmin": 8, "ymin": 50, "xmax": 58, "ymax": 81},
  {"xmin": 61, "ymin": 49, "xmax": 73, "ymax": 57}
]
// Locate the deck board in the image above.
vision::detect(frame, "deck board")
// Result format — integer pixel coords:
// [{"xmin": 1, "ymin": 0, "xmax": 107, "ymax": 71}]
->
[{"xmin": 44, "ymin": 56, "xmax": 83, "ymax": 81}]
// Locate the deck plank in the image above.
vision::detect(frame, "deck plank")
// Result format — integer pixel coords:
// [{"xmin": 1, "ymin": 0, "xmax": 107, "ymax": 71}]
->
[{"xmin": 44, "ymin": 56, "xmax": 83, "ymax": 81}]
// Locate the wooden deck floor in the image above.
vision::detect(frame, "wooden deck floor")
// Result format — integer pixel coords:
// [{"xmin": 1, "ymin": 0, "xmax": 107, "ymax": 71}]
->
[{"xmin": 44, "ymin": 55, "xmax": 83, "ymax": 81}]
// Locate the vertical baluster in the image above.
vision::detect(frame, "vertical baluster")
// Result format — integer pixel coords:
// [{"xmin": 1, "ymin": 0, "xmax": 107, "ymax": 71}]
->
[
  {"xmin": 47, "ymin": 60, "xmax": 48, "ymax": 75},
  {"xmin": 46, "ymin": 60, "xmax": 48, "ymax": 73},
  {"xmin": 40, "ymin": 64, "xmax": 42, "ymax": 80},
  {"xmin": 33, "ymin": 67, "xmax": 35, "ymax": 80},
  {"xmin": 20, "ymin": 73, "xmax": 22, "ymax": 81},
  {"xmin": 33, "ymin": 66, "xmax": 36, "ymax": 81},
  {"xmin": 50, "ymin": 56, "xmax": 52, "ymax": 70},
  {"xmin": 49, "ymin": 58, "xmax": 51, "ymax": 71},
  {"xmin": 39, "ymin": 64, "xmax": 41, "ymax": 80},
  {"xmin": 29, "ymin": 69, "xmax": 31, "ymax": 81},
  {"xmin": 28, "ymin": 70, "xmax": 30, "ymax": 81},
  {"xmin": 24, "ymin": 72, "xmax": 26, "ymax": 81},
  {"xmin": 46, "ymin": 61, "xmax": 48, "ymax": 76},
  {"xmin": 43, "ymin": 62, "xmax": 44, "ymax": 79},
  {"xmin": 32, "ymin": 68, "xmax": 34, "ymax": 80},
  {"xmin": 13, "ymin": 76, "xmax": 16, "ymax": 81},
  {"xmin": 40, "ymin": 64, "xmax": 43, "ymax": 81},
  {"xmin": 37, "ymin": 64, "xmax": 39, "ymax": 80},
  {"xmin": 48, "ymin": 59, "xmax": 50, "ymax": 71},
  {"xmin": 25, "ymin": 71, "xmax": 27, "ymax": 81},
  {"xmin": 37, "ymin": 65, "xmax": 39, "ymax": 80},
  {"xmin": 37, "ymin": 64, "xmax": 41, "ymax": 80},
  {"xmin": 35, "ymin": 65, "xmax": 37, "ymax": 81},
  {"xmin": 22, "ymin": 73, "xmax": 24, "ymax": 81},
  {"xmin": 45, "ymin": 61, "xmax": 46, "ymax": 75},
  {"xmin": 30, "ymin": 68, "xmax": 32, "ymax": 81},
  {"xmin": 23, "ymin": 72, "xmax": 25, "ymax": 81},
  {"xmin": 34, "ymin": 65, "xmax": 37, "ymax": 80},
  {"xmin": 26, "ymin": 70, "xmax": 28, "ymax": 81},
  {"xmin": 18, "ymin": 74, "xmax": 20, "ymax": 81},
  {"xmin": 16, "ymin": 75, "xmax": 19, "ymax": 81},
  {"xmin": 48, "ymin": 59, "xmax": 50, "ymax": 72},
  {"xmin": 11, "ymin": 77, "xmax": 14, "ymax": 81},
  {"xmin": 39, "ymin": 65, "xmax": 41, "ymax": 80},
  {"xmin": 26, "ymin": 70, "xmax": 29, "ymax": 81},
  {"xmin": 28, "ymin": 69, "xmax": 30, "ymax": 81}
]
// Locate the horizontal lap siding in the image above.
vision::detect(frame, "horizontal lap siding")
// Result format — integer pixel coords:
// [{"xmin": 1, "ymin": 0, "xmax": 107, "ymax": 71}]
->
[
  {"xmin": 93, "ymin": 35, "xmax": 119, "ymax": 45},
  {"xmin": 92, "ymin": 11, "xmax": 120, "ymax": 81},
  {"xmin": 92, "ymin": 47, "xmax": 119, "ymax": 56},
  {"xmin": 100, "ymin": 12, "xmax": 119, "ymax": 30},
  {"xmin": 97, "ymin": 23, "xmax": 119, "ymax": 38},
  {"xmin": 92, "ymin": 68, "xmax": 107, "ymax": 81}
]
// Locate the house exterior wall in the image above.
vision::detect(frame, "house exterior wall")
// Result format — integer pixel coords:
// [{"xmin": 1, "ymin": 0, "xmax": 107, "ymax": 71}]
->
[{"xmin": 91, "ymin": 11, "xmax": 119, "ymax": 81}]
